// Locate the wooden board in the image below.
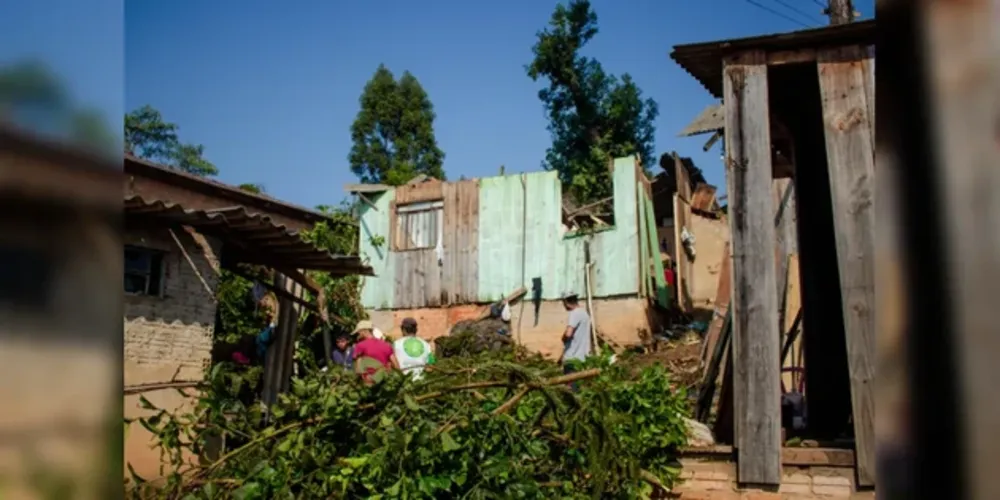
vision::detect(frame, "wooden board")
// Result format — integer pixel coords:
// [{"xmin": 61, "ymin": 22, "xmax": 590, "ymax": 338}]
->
[
  {"xmin": 645, "ymin": 197, "xmax": 669, "ymax": 307},
  {"xmin": 817, "ymin": 45, "xmax": 877, "ymax": 488},
  {"xmin": 722, "ymin": 49, "xmax": 782, "ymax": 486},
  {"xmin": 636, "ymin": 170, "xmax": 652, "ymax": 298},
  {"xmin": 780, "ymin": 254, "xmax": 802, "ymax": 393},
  {"xmin": 919, "ymin": 5, "xmax": 997, "ymax": 497},
  {"xmin": 701, "ymin": 243, "xmax": 732, "ymax": 364},
  {"xmin": 394, "ymin": 180, "xmax": 444, "ymax": 204},
  {"xmin": 441, "ymin": 180, "xmax": 480, "ymax": 304}
]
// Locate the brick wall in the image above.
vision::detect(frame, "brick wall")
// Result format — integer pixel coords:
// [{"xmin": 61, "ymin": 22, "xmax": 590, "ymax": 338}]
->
[
  {"xmin": 675, "ymin": 457, "xmax": 874, "ymax": 499},
  {"xmin": 124, "ymin": 226, "xmax": 221, "ymax": 480},
  {"xmin": 124, "ymin": 227, "xmax": 220, "ymax": 380}
]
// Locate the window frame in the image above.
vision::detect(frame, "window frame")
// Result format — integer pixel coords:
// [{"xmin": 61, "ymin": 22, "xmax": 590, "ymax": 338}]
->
[
  {"xmin": 392, "ymin": 199, "xmax": 444, "ymax": 252},
  {"xmin": 124, "ymin": 245, "xmax": 166, "ymax": 297}
]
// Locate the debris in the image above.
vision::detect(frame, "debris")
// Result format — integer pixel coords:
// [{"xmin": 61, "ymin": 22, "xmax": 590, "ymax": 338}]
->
[{"xmin": 684, "ymin": 417, "xmax": 716, "ymax": 447}]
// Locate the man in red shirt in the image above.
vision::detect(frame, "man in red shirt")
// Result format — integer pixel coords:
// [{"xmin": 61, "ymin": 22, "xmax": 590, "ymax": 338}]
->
[{"xmin": 352, "ymin": 320, "xmax": 398, "ymax": 383}]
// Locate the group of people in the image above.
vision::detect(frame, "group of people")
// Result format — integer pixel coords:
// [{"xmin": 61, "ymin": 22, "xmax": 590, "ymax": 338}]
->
[
  {"xmin": 238, "ymin": 284, "xmax": 595, "ymax": 390},
  {"xmin": 330, "ymin": 316, "xmax": 436, "ymax": 382}
]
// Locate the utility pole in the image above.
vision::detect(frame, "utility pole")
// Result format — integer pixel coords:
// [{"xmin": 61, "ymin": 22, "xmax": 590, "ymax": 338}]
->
[{"xmin": 825, "ymin": 0, "xmax": 854, "ymax": 25}]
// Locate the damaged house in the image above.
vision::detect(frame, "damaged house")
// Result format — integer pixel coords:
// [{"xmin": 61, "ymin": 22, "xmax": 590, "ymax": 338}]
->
[{"xmin": 349, "ymin": 156, "xmax": 673, "ymax": 356}]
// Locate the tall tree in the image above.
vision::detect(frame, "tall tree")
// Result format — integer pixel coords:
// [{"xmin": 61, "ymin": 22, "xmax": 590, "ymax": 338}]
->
[
  {"xmin": 349, "ymin": 65, "xmax": 445, "ymax": 185},
  {"xmin": 528, "ymin": 0, "xmax": 658, "ymax": 202},
  {"xmin": 125, "ymin": 105, "xmax": 218, "ymax": 177}
]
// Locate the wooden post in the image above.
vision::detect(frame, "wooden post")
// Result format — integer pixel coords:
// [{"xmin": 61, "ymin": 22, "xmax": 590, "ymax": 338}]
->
[
  {"xmin": 817, "ymin": 45, "xmax": 877, "ymax": 487},
  {"xmin": 827, "ymin": 0, "xmax": 854, "ymax": 25},
  {"xmin": 723, "ymin": 49, "xmax": 782, "ymax": 486},
  {"xmin": 917, "ymin": 2, "xmax": 999, "ymax": 498}
]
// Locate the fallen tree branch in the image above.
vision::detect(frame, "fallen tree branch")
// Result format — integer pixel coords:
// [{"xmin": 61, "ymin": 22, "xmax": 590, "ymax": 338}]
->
[
  {"xmin": 202, "ymin": 368, "xmax": 604, "ymax": 474},
  {"xmin": 124, "ymin": 380, "xmax": 203, "ymax": 395}
]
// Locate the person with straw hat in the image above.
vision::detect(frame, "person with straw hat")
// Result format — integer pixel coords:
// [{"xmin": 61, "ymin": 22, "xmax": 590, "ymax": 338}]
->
[{"xmin": 351, "ymin": 319, "xmax": 398, "ymax": 383}]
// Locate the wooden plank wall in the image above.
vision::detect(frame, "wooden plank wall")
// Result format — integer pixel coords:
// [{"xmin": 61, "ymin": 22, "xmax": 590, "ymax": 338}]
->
[
  {"xmin": 391, "ymin": 180, "xmax": 480, "ymax": 308},
  {"xmin": 441, "ymin": 180, "xmax": 480, "ymax": 304},
  {"xmin": 723, "ymin": 49, "xmax": 782, "ymax": 486},
  {"xmin": 673, "ymin": 155, "xmax": 694, "ymax": 312},
  {"xmin": 817, "ymin": 45, "xmax": 876, "ymax": 488}
]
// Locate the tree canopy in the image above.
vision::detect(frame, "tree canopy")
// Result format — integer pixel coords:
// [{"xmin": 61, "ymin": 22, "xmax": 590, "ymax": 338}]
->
[
  {"xmin": 528, "ymin": 0, "xmax": 658, "ymax": 202},
  {"xmin": 349, "ymin": 65, "xmax": 446, "ymax": 185},
  {"xmin": 0, "ymin": 60, "xmax": 117, "ymax": 153},
  {"xmin": 125, "ymin": 104, "xmax": 218, "ymax": 177}
]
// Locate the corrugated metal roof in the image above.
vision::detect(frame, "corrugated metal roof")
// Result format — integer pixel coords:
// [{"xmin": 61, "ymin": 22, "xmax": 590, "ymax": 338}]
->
[
  {"xmin": 679, "ymin": 103, "xmax": 724, "ymax": 137},
  {"xmin": 670, "ymin": 20, "xmax": 876, "ymax": 98},
  {"xmin": 125, "ymin": 195, "xmax": 373, "ymax": 276},
  {"xmin": 125, "ymin": 154, "xmax": 342, "ymax": 227}
]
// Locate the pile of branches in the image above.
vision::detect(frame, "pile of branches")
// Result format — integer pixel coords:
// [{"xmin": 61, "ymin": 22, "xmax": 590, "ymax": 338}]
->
[
  {"xmin": 435, "ymin": 318, "xmax": 515, "ymax": 358},
  {"xmin": 127, "ymin": 349, "xmax": 690, "ymax": 499}
]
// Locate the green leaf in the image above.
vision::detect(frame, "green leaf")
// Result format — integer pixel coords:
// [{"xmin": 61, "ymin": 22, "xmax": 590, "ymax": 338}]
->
[
  {"xmin": 137, "ymin": 395, "xmax": 157, "ymax": 410},
  {"xmin": 276, "ymin": 436, "xmax": 293, "ymax": 453},
  {"xmin": 440, "ymin": 431, "xmax": 461, "ymax": 452},
  {"xmin": 403, "ymin": 394, "xmax": 420, "ymax": 411}
]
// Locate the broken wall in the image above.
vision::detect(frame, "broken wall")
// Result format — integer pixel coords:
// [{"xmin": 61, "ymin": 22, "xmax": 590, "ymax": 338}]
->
[{"xmin": 368, "ymin": 295, "xmax": 652, "ymax": 357}]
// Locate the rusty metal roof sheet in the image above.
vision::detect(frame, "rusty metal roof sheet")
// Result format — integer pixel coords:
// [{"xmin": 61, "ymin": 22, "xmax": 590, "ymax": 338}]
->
[
  {"xmin": 679, "ymin": 103, "xmax": 724, "ymax": 137},
  {"xmin": 125, "ymin": 195, "xmax": 373, "ymax": 276},
  {"xmin": 670, "ymin": 20, "xmax": 875, "ymax": 98},
  {"xmin": 125, "ymin": 154, "xmax": 340, "ymax": 228}
]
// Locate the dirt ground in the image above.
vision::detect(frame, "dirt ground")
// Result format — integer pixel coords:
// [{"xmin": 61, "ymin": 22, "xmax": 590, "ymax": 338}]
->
[{"xmin": 627, "ymin": 333, "xmax": 704, "ymax": 390}]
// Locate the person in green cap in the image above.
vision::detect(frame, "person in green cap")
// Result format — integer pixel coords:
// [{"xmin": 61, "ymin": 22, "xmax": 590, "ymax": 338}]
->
[{"xmin": 392, "ymin": 317, "xmax": 435, "ymax": 380}]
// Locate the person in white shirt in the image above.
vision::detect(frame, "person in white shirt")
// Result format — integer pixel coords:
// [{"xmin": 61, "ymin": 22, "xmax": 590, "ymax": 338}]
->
[{"xmin": 392, "ymin": 317, "xmax": 435, "ymax": 380}]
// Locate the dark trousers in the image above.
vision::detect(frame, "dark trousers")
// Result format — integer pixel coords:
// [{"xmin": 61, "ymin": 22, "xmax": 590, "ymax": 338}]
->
[{"xmin": 563, "ymin": 363, "xmax": 579, "ymax": 392}]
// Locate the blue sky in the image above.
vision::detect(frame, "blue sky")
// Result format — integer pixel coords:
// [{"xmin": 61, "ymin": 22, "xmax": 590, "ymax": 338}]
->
[{"xmin": 13, "ymin": 0, "xmax": 871, "ymax": 209}]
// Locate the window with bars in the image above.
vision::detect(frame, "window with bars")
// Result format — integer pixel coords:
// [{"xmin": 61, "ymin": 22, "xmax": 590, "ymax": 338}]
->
[
  {"xmin": 393, "ymin": 200, "xmax": 443, "ymax": 251},
  {"xmin": 124, "ymin": 246, "xmax": 165, "ymax": 296}
]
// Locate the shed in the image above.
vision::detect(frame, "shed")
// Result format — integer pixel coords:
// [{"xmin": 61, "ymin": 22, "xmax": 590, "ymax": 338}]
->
[
  {"xmin": 671, "ymin": 20, "xmax": 876, "ymax": 488},
  {"xmin": 122, "ymin": 154, "xmax": 372, "ymax": 479}
]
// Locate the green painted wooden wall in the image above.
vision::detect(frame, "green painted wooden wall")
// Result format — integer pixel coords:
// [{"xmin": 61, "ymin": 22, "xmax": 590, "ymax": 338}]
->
[{"xmin": 358, "ymin": 156, "xmax": 643, "ymax": 309}]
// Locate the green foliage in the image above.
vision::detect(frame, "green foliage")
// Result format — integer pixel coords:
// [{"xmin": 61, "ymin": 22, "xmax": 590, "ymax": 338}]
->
[
  {"xmin": 125, "ymin": 105, "xmax": 219, "ymax": 177},
  {"xmin": 236, "ymin": 183, "xmax": 266, "ymax": 194},
  {"xmin": 0, "ymin": 59, "xmax": 118, "ymax": 153},
  {"xmin": 127, "ymin": 349, "xmax": 689, "ymax": 499},
  {"xmin": 214, "ymin": 268, "xmax": 270, "ymax": 346},
  {"xmin": 527, "ymin": 0, "xmax": 658, "ymax": 202},
  {"xmin": 349, "ymin": 64, "xmax": 446, "ymax": 185}
]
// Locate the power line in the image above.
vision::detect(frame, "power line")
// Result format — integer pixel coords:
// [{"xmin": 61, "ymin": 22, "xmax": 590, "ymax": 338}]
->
[
  {"xmin": 767, "ymin": 0, "xmax": 826, "ymax": 25},
  {"xmin": 809, "ymin": 0, "xmax": 826, "ymax": 7},
  {"xmin": 745, "ymin": 0, "xmax": 813, "ymax": 28}
]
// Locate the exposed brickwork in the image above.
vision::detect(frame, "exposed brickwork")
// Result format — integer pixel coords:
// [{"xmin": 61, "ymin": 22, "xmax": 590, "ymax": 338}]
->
[
  {"xmin": 367, "ymin": 296, "xmax": 652, "ymax": 356},
  {"xmin": 124, "ymin": 227, "xmax": 221, "ymax": 480},
  {"xmin": 124, "ymin": 227, "xmax": 220, "ymax": 379},
  {"xmin": 674, "ymin": 457, "xmax": 875, "ymax": 499}
]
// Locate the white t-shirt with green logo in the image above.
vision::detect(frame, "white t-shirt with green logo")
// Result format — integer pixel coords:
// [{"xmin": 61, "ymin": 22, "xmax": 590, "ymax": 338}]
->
[{"xmin": 393, "ymin": 336, "xmax": 435, "ymax": 380}]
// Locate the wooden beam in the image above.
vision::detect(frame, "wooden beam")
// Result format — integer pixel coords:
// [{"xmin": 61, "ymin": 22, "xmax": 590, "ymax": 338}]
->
[
  {"xmin": 356, "ymin": 192, "xmax": 379, "ymax": 211},
  {"xmin": 227, "ymin": 265, "xmax": 321, "ymax": 317},
  {"xmin": 767, "ymin": 49, "xmax": 817, "ymax": 66},
  {"xmin": 723, "ymin": 49, "xmax": 782, "ymax": 486},
  {"xmin": 817, "ymin": 45, "xmax": 877, "ymax": 487}
]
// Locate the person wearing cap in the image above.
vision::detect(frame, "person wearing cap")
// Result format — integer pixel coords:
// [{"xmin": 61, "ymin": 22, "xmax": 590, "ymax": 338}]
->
[
  {"xmin": 392, "ymin": 318, "xmax": 435, "ymax": 380},
  {"xmin": 559, "ymin": 292, "xmax": 592, "ymax": 384},
  {"xmin": 352, "ymin": 320, "xmax": 398, "ymax": 383}
]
